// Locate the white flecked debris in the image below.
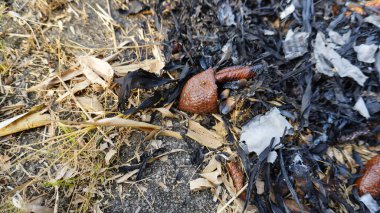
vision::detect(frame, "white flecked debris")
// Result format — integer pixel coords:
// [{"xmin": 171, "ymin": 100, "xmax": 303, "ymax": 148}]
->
[
  {"xmin": 353, "ymin": 97, "xmax": 370, "ymax": 119},
  {"xmin": 280, "ymin": 3, "xmax": 295, "ymax": 19},
  {"xmin": 364, "ymin": 15, "xmax": 380, "ymax": 29},
  {"xmin": 359, "ymin": 193, "xmax": 380, "ymax": 213},
  {"xmin": 328, "ymin": 30, "xmax": 351, "ymax": 46},
  {"xmin": 314, "ymin": 32, "xmax": 368, "ymax": 86},
  {"xmin": 283, "ymin": 29, "xmax": 310, "ymax": 60},
  {"xmin": 354, "ymin": 44, "xmax": 378, "ymax": 63},
  {"xmin": 239, "ymin": 108, "xmax": 293, "ymax": 162}
]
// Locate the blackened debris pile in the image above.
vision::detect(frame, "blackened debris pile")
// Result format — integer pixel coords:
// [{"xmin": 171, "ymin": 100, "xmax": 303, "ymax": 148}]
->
[{"xmin": 117, "ymin": 0, "xmax": 380, "ymax": 212}]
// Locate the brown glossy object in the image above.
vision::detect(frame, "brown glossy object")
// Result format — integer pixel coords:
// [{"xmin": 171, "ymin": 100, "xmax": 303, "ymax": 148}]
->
[
  {"xmin": 178, "ymin": 68, "xmax": 219, "ymax": 113},
  {"xmin": 215, "ymin": 66, "xmax": 256, "ymax": 83},
  {"xmin": 227, "ymin": 161, "xmax": 246, "ymax": 200},
  {"xmin": 179, "ymin": 66, "xmax": 257, "ymax": 114},
  {"xmin": 355, "ymin": 155, "xmax": 380, "ymax": 198}
]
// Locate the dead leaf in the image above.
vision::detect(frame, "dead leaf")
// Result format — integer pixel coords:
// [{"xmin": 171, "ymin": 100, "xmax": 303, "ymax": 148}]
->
[
  {"xmin": 55, "ymin": 165, "xmax": 69, "ymax": 180},
  {"xmin": 200, "ymin": 158, "xmax": 222, "ymax": 185},
  {"xmin": 0, "ymin": 105, "xmax": 51, "ymax": 137},
  {"xmin": 0, "ymin": 154, "xmax": 11, "ymax": 172},
  {"xmin": 56, "ymin": 80, "xmax": 91, "ymax": 102},
  {"xmin": 76, "ymin": 96, "xmax": 104, "ymax": 113},
  {"xmin": 327, "ymin": 147, "xmax": 345, "ymax": 165},
  {"xmin": 54, "ymin": 165, "xmax": 77, "ymax": 180},
  {"xmin": 190, "ymin": 178, "xmax": 214, "ymax": 191},
  {"xmin": 78, "ymin": 56, "xmax": 114, "ymax": 84},
  {"xmin": 200, "ymin": 170, "xmax": 222, "ymax": 185},
  {"xmin": 81, "ymin": 65, "xmax": 108, "ymax": 87},
  {"xmin": 105, "ymin": 149, "xmax": 117, "ymax": 165},
  {"xmin": 12, "ymin": 193, "xmax": 53, "ymax": 213},
  {"xmin": 202, "ymin": 156, "xmax": 220, "ymax": 173},
  {"xmin": 27, "ymin": 66, "xmax": 81, "ymax": 92},
  {"xmin": 113, "ymin": 59, "xmax": 165, "ymax": 76},
  {"xmin": 186, "ymin": 120, "xmax": 224, "ymax": 149},
  {"xmin": 212, "ymin": 120, "xmax": 227, "ymax": 137},
  {"xmin": 155, "ymin": 108, "xmax": 177, "ymax": 118}
]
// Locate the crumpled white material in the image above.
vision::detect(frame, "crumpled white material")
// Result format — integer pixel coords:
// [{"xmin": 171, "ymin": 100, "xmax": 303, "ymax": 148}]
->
[
  {"xmin": 314, "ymin": 32, "xmax": 368, "ymax": 86},
  {"xmin": 239, "ymin": 108, "xmax": 293, "ymax": 163}
]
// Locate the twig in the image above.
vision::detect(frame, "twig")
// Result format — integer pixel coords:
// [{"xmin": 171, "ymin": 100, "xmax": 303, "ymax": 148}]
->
[
  {"xmin": 106, "ymin": 0, "xmax": 118, "ymax": 51},
  {"xmin": 217, "ymin": 183, "xmax": 248, "ymax": 213}
]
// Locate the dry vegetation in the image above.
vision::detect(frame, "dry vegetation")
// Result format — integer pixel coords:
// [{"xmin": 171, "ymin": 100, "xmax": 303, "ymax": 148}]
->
[{"xmin": 0, "ymin": 0, "xmax": 186, "ymax": 212}]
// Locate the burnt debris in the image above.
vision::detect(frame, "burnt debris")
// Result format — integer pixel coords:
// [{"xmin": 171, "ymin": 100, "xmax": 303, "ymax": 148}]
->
[{"xmin": 115, "ymin": 0, "xmax": 380, "ymax": 212}]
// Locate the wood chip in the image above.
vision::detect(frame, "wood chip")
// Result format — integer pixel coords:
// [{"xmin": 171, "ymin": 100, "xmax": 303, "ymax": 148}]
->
[
  {"xmin": 76, "ymin": 96, "xmax": 104, "ymax": 113},
  {"xmin": 190, "ymin": 178, "xmax": 214, "ymax": 191},
  {"xmin": 113, "ymin": 59, "xmax": 165, "ymax": 76},
  {"xmin": 116, "ymin": 169, "xmax": 139, "ymax": 183},
  {"xmin": 186, "ymin": 120, "xmax": 224, "ymax": 149}
]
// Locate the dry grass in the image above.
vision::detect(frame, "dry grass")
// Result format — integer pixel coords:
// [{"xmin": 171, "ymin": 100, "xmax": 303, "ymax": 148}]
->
[{"xmin": 0, "ymin": 0, "xmax": 173, "ymax": 212}]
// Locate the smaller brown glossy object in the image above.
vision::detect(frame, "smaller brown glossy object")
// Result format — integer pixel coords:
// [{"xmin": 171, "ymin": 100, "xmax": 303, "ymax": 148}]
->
[
  {"xmin": 355, "ymin": 155, "xmax": 380, "ymax": 198},
  {"xmin": 227, "ymin": 161, "xmax": 246, "ymax": 200},
  {"xmin": 215, "ymin": 66, "xmax": 255, "ymax": 83},
  {"xmin": 178, "ymin": 68, "xmax": 219, "ymax": 113}
]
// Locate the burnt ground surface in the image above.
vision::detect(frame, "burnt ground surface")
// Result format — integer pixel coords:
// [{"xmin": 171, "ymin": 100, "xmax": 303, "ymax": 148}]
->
[{"xmin": 1, "ymin": 0, "xmax": 380, "ymax": 213}]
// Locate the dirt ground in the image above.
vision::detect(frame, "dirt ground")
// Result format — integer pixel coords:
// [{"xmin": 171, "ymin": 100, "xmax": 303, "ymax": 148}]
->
[{"xmin": 0, "ymin": 0, "xmax": 217, "ymax": 212}]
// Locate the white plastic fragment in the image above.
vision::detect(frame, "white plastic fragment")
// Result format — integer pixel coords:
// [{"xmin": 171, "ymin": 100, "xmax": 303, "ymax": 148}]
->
[
  {"xmin": 283, "ymin": 29, "xmax": 310, "ymax": 60},
  {"xmin": 328, "ymin": 30, "xmax": 351, "ymax": 46},
  {"xmin": 280, "ymin": 3, "xmax": 295, "ymax": 19},
  {"xmin": 353, "ymin": 44, "xmax": 378, "ymax": 63},
  {"xmin": 263, "ymin": 30, "xmax": 276, "ymax": 36},
  {"xmin": 314, "ymin": 32, "xmax": 368, "ymax": 86},
  {"xmin": 267, "ymin": 151, "xmax": 278, "ymax": 164},
  {"xmin": 364, "ymin": 15, "xmax": 380, "ymax": 28},
  {"xmin": 353, "ymin": 97, "xmax": 370, "ymax": 119},
  {"xmin": 239, "ymin": 108, "xmax": 293, "ymax": 159},
  {"xmin": 359, "ymin": 193, "xmax": 380, "ymax": 213}
]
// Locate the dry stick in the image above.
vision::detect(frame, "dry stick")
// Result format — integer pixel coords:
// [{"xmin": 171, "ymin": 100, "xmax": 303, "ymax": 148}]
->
[
  {"xmin": 106, "ymin": 0, "xmax": 118, "ymax": 51},
  {"xmin": 54, "ymin": 186, "xmax": 59, "ymax": 213},
  {"xmin": 0, "ymin": 74, "xmax": 4, "ymax": 96},
  {"xmin": 21, "ymin": 19, "xmax": 40, "ymax": 48},
  {"xmin": 56, "ymin": 75, "xmax": 112, "ymax": 142},
  {"xmin": 63, "ymin": 42, "xmax": 158, "ymax": 50},
  {"xmin": 217, "ymin": 183, "xmax": 248, "ymax": 213}
]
